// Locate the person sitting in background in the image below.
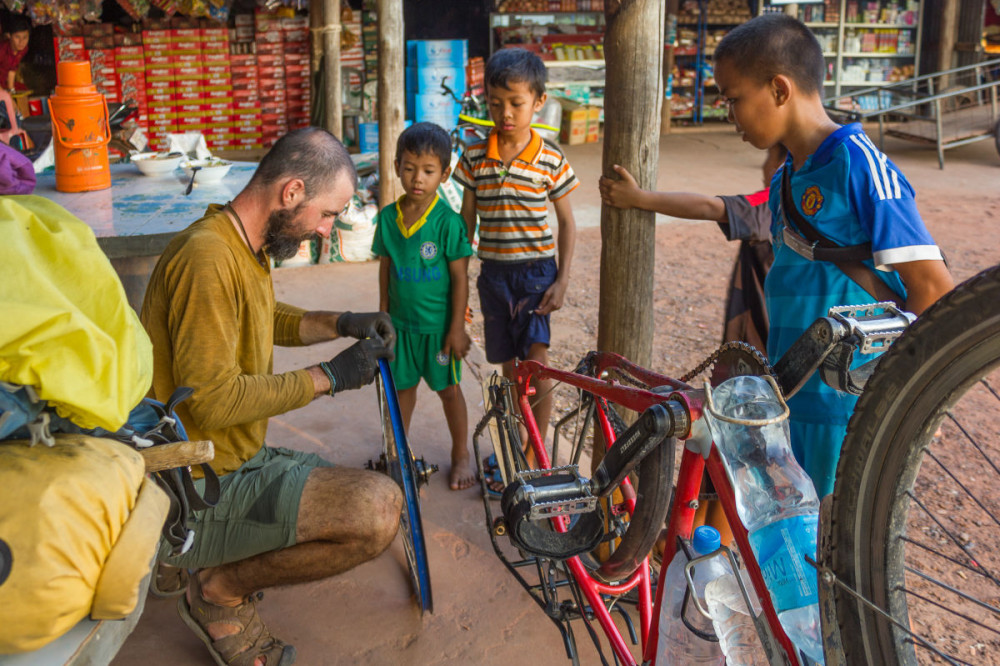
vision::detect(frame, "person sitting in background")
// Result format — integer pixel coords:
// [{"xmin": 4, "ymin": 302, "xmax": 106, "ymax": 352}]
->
[{"xmin": 0, "ymin": 14, "xmax": 30, "ymax": 94}]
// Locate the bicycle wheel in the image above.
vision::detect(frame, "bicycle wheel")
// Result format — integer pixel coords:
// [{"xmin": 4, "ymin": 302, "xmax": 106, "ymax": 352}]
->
[
  {"xmin": 830, "ymin": 264, "xmax": 1000, "ymax": 664},
  {"xmin": 376, "ymin": 359, "xmax": 433, "ymax": 613}
]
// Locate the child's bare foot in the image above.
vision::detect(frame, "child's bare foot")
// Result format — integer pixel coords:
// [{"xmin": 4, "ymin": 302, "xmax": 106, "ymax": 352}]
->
[{"xmin": 449, "ymin": 452, "xmax": 477, "ymax": 490}]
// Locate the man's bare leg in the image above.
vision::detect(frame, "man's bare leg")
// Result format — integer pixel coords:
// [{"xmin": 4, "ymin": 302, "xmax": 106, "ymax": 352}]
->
[{"xmin": 189, "ymin": 467, "xmax": 402, "ymax": 661}]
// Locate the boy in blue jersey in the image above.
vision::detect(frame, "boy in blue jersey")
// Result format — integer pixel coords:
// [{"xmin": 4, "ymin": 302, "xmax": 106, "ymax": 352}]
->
[
  {"xmin": 712, "ymin": 13, "xmax": 953, "ymax": 496},
  {"xmin": 372, "ymin": 123, "xmax": 476, "ymax": 490}
]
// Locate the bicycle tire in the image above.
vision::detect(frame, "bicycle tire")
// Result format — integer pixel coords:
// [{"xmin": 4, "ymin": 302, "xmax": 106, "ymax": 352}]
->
[
  {"xmin": 829, "ymin": 264, "xmax": 1000, "ymax": 664},
  {"xmin": 376, "ymin": 359, "xmax": 433, "ymax": 613}
]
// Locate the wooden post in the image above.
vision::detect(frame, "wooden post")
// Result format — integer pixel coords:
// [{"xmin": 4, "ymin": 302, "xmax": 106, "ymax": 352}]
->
[
  {"xmin": 377, "ymin": 0, "xmax": 405, "ymax": 207},
  {"xmin": 310, "ymin": 0, "xmax": 324, "ymax": 88},
  {"xmin": 938, "ymin": 0, "xmax": 959, "ymax": 88},
  {"xmin": 323, "ymin": 0, "xmax": 343, "ymax": 138},
  {"xmin": 598, "ymin": 0, "xmax": 665, "ymax": 370}
]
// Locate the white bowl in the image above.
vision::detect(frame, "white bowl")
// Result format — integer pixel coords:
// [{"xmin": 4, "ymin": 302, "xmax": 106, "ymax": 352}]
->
[
  {"xmin": 131, "ymin": 152, "xmax": 183, "ymax": 176},
  {"xmin": 181, "ymin": 159, "xmax": 233, "ymax": 183}
]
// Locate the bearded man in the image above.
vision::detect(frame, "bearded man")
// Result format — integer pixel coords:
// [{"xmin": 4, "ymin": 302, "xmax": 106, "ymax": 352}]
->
[{"xmin": 140, "ymin": 128, "xmax": 401, "ymax": 666}]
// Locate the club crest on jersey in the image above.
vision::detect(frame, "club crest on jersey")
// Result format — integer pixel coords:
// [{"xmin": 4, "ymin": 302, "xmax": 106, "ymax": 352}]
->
[
  {"xmin": 420, "ymin": 241, "xmax": 438, "ymax": 260},
  {"xmin": 801, "ymin": 186, "xmax": 824, "ymax": 216},
  {"xmin": 435, "ymin": 351, "xmax": 449, "ymax": 366}
]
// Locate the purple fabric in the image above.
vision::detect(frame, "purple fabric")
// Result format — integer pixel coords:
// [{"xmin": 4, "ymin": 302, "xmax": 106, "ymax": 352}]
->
[{"xmin": 0, "ymin": 141, "xmax": 34, "ymax": 194}]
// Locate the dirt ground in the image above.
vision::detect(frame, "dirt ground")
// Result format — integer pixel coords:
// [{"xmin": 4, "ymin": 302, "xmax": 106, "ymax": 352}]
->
[{"xmin": 115, "ymin": 126, "xmax": 1000, "ymax": 666}]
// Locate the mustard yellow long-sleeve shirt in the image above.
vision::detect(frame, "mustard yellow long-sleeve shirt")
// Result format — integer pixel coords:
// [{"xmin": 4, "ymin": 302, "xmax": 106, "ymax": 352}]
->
[{"xmin": 141, "ymin": 204, "xmax": 314, "ymax": 475}]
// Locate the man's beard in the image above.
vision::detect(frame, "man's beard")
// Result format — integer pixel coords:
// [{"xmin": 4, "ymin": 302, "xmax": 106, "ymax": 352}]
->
[{"xmin": 263, "ymin": 203, "xmax": 312, "ymax": 261}]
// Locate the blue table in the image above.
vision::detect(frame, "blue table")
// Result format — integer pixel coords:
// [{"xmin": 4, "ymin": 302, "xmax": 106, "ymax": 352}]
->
[
  {"xmin": 33, "ymin": 161, "xmax": 258, "ymax": 311},
  {"xmin": 33, "ymin": 161, "xmax": 258, "ymax": 259}
]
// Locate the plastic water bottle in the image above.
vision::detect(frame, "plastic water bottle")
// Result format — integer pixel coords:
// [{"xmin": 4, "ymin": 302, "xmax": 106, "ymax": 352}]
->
[
  {"xmin": 655, "ymin": 526, "xmax": 726, "ymax": 665},
  {"xmin": 705, "ymin": 569, "xmax": 769, "ymax": 665},
  {"xmin": 705, "ymin": 375, "xmax": 825, "ymax": 664}
]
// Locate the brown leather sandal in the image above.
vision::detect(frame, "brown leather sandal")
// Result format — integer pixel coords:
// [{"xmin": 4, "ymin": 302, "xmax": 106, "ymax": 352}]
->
[
  {"xmin": 150, "ymin": 562, "xmax": 188, "ymax": 598},
  {"xmin": 177, "ymin": 573, "xmax": 296, "ymax": 666}
]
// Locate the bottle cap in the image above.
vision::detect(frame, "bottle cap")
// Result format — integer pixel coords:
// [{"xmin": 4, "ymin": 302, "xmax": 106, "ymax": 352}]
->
[{"xmin": 692, "ymin": 525, "xmax": 721, "ymax": 555}]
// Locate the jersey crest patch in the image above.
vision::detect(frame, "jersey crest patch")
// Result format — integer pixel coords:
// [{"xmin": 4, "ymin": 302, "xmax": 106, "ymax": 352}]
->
[
  {"xmin": 435, "ymin": 351, "xmax": 449, "ymax": 366},
  {"xmin": 801, "ymin": 186, "xmax": 824, "ymax": 216},
  {"xmin": 419, "ymin": 241, "xmax": 438, "ymax": 260}
]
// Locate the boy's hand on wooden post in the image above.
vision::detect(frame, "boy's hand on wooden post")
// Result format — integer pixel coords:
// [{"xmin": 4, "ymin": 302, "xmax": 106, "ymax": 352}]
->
[{"xmin": 599, "ymin": 164, "xmax": 642, "ymax": 209}]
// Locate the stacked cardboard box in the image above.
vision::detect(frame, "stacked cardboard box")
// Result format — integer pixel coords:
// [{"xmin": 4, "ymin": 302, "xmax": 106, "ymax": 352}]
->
[
  {"xmin": 406, "ymin": 39, "xmax": 468, "ymax": 130},
  {"xmin": 139, "ymin": 24, "xmax": 235, "ymax": 151},
  {"xmin": 283, "ymin": 17, "xmax": 311, "ymax": 133},
  {"xmin": 115, "ymin": 45, "xmax": 146, "ymax": 129},
  {"xmin": 141, "ymin": 28, "xmax": 175, "ymax": 150},
  {"xmin": 82, "ymin": 24, "xmax": 119, "ymax": 104},
  {"xmin": 255, "ymin": 10, "xmax": 286, "ymax": 147},
  {"xmin": 198, "ymin": 27, "xmax": 236, "ymax": 152}
]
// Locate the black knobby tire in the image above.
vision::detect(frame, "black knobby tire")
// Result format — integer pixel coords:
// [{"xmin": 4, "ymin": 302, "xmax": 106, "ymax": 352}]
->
[{"xmin": 829, "ymin": 265, "xmax": 1000, "ymax": 664}]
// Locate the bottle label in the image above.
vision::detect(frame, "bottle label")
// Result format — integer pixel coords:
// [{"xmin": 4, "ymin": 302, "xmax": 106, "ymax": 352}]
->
[{"xmin": 747, "ymin": 514, "xmax": 818, "ymax": 613}]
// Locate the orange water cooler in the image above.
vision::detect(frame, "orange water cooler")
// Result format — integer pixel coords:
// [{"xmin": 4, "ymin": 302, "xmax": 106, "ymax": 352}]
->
[{"xmin": 49, "ymin": 61, "xmax": 111, "ymax": 192}]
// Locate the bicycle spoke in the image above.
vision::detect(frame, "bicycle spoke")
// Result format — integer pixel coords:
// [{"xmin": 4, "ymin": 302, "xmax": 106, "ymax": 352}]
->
[
  {"xmin": 902, "ymin": 565, "xmax": 1000, "ymax": 619},
  {"xmin": 906, "ymin": 490, "xmax": 1000, "ymax": 587},
  {"xmin": 899, "ymin": 535, "xmax": 996, "ymax": 582},
  {"xmin": 925, "ymin": 449, "xmax": 1000, "ymax": 528},
  {"xmin": 945, "ymin": 411, "xmax": 1000, "ymax": 478},
  {"xmin": 902, "ymin": 637, "xmax": 975, "ymax": 666}
]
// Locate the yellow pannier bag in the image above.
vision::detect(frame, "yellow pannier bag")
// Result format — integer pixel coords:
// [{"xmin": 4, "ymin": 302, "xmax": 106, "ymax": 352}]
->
[
  {"xmin": 0, "ymin": 434, "xmax": 169, "ymax": 653},
  {"xmin": 0, "ymin": 195, "xmax": 152, "ymax": 431}
]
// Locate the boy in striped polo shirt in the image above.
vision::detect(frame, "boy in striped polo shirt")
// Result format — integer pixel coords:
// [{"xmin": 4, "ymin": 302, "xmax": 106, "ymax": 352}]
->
[
  {"xmin": 714, "ymin": 14, "xmax": 953, "ymax": 495},
  {"xmin": 372, "ymin": 122, "xmax": 476, "ymax": 490},
  {"xmin": 454, "ymin": 48, "xmax": 579, "ymax": 474}
]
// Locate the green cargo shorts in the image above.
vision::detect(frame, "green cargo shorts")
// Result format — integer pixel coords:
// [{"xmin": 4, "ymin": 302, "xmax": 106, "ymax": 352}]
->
[{"xmin": 159, "ymin": 445, "xmax": 334, "ymax": 569}]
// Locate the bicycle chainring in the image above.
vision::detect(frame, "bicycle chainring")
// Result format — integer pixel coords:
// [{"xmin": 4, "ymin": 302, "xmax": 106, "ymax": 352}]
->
[{"xmin": 681, "ymin": 341, "xmax": 775, "ymax": 386}]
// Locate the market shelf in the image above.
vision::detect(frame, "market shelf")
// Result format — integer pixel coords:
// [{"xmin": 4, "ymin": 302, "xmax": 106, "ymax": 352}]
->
[
  {"xmin": 543, "ymin": 59, "xmax": 605, "ymax": 68},
  {"xmin": 841, "ymin": 52, "xmax": 916, "ymax": 58}
]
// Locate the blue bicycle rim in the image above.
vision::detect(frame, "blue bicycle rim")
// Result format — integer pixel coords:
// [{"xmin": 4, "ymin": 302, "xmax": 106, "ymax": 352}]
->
[{"xmin": 378, "ymin": 358, "xmax": 434, "ymax": 613}]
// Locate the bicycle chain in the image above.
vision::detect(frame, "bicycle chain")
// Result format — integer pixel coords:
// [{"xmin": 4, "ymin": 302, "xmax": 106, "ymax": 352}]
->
[{"xmin": 680, "ymin": 341, "xmax": 775, "ymax": 385}]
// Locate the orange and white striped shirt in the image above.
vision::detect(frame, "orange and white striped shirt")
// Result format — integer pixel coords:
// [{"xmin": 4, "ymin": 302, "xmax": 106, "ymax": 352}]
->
[{"xmin": 454, "ymin": 129, "xmax": 579, "ymax": 262}]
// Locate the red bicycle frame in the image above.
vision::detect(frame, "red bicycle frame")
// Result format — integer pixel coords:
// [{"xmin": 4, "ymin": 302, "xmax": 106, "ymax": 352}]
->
[{"xmin": 507, "ymin": 353, "xmax": 802, "ymax": 666}]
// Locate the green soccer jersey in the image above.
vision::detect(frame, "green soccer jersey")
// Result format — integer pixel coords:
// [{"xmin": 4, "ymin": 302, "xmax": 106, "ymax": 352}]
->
[{"xmin": 371, "ymin": 195, "xmax": 473, "ymax": 333}]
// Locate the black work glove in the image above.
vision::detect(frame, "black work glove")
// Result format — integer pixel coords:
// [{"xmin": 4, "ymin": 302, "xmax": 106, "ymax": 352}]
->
[
  {"xmin": 321, "ymin": 338, "xmax": 394, "ymax": 394},
  {"xmin": 336, "ymin": 311, "xmax": 396, "ymax": 351}
]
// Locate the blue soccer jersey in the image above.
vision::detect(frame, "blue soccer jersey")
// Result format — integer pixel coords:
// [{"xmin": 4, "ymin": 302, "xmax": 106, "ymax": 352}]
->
[{"xmin": 765, "ymin": 123, "xmax": 942, "ymax": 495}]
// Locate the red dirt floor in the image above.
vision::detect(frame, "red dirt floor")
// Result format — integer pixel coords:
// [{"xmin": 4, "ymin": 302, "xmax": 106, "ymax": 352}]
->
[{"xmin": 114, "ymin": 126, "xmax": 1000, "ymax": 665}]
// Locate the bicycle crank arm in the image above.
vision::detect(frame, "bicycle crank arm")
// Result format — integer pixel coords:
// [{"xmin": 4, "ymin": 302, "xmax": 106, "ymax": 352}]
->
[
  {"xmin": 773, "ymin": 303, "xmax": 913, "ymax": 399},
  {"xmin": 589, "ymin": 401, "xmax": 688, "ymax": 498}
]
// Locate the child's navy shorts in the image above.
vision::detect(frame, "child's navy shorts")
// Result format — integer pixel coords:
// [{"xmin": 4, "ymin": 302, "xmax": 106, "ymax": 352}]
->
[{"xmin": 477, "ymin": 257, "xmax": 557, "ymax": 364}]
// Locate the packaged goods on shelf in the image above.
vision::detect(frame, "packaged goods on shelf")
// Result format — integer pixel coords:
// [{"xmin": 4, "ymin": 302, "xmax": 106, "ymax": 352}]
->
[{"xmin": 559, "ymin": 99, "xmax": 600, "ymax": 145}]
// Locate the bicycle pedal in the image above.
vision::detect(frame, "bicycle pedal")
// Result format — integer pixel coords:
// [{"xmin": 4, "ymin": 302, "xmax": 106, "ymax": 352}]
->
[
  {"xmin": 500, "ymin": 466, "xmax": 605, "ymax": 560},
  {"xmin": 828, "ymin": 302, "xmax": 916, "ymax": 354},
  {"xmin": 510, "ymin": 466, "xmax": 599, "ymax": 521}
]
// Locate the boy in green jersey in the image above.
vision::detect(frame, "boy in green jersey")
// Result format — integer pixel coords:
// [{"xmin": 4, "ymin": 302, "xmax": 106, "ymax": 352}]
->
[{"xmin": 372, "ymin": 122, "xmax": 476, "ymax": 490}]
